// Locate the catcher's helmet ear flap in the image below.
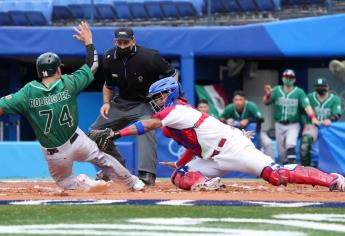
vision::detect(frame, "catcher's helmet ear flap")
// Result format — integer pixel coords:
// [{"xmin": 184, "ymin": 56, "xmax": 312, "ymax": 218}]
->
[{"xmin": 36, "ymin": 52, "xmax": 62, "ymax": 79}]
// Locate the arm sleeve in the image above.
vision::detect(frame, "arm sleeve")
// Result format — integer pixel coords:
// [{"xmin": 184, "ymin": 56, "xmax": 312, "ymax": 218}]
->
[
  {"xmin": 85, "ymin": 44, "xmax": 98, "ymax": 74},
  {"xmin": 332, "ymin": 96, "xmax": 342, "ymax": 116},
  {"xmin": 63, "ymin": 64, "xmax": 94, "ymax": 95},
  {"xmin": 176, "ymin": 149, "xmax": 195, "ymax": 168},
  {"xmin": 299, "ymin": 89, "xmax": 310, "ymax": 108},
  {"xmin": 0, "ymin": 88, "xmax": 27, "ymax": 115},
  {"xmin": 330, "ymin": 95, "xmax": 342, "ymax": 121},
  {"xmin": 154, "ymin": 52, "xmax": 176, "ymax": 77}
]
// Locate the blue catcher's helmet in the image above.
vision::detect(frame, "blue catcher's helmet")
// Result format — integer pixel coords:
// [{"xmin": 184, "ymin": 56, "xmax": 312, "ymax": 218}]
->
[{"xmin": 148, "ymin": 76, "xmax": 179, "ymax": 113}]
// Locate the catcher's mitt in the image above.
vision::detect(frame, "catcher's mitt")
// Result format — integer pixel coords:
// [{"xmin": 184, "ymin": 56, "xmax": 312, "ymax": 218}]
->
[{"xmin": 88, "ymin": 128, "xmax": 115, "ymax": 151}]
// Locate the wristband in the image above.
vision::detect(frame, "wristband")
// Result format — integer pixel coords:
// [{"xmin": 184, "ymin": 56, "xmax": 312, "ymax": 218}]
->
[
  {"xmin": 309, "ymin": 113, "xmax": 316, "ymax": 120},
  {"xmin": 134, "ymin": 121, "xmax": 145, "ymax": 135},
  {"xmin": 104, "ymin": 101, "xmax": 110, "ymax": 104}
]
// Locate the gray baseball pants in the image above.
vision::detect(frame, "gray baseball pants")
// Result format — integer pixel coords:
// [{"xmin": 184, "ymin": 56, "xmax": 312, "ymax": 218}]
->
[{"xmin": 275, "ymin": 122, "xmax": 300, "ymax": 164}]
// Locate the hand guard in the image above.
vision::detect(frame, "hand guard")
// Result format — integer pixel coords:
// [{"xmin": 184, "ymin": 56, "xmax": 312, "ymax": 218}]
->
[{"xmin": 88, "ymin": 128, "xmax": 116, "ymax": 151}]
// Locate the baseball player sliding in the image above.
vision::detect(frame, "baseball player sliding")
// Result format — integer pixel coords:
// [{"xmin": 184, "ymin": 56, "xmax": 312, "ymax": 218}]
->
[
  {"xmin": 96, "ymin": 76, "xmax": 345, "ymax": 192},
  {"xmin": 0, "ymin": 22, "xmax": 144, "ymax": 192},
  {"xmin": 263, "ymin": 69, "xmax": 319, "ymax": 164}
]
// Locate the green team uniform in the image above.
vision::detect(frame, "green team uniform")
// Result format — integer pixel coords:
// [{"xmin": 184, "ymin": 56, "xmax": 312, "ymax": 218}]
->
[
  {"xmin": 300, "ymin": 92, "xmax": 341, "ymax": 166},
  {"xmin": 306, "ymin": 92, "xmax": 341, "ymax": 123},
  {"xmin": 0, "ymin": 65, "xmax": 93, "ymax": 148},
  {"xmin": 221, "ymin": 101, "xmax": 263, "ymax": 122},
  {"xmin": 267, "ymin": 86, "xmax": 310, "ymax": 123},
  {"xmin": 266, "ymin": 85, "xmax": 310, "ymax": 164}
]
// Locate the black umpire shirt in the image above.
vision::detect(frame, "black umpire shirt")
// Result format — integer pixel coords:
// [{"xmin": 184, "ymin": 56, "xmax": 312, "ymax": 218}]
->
[{"xmin": 103, "ymin": 45, "xmax": 176, "ymax": 101}]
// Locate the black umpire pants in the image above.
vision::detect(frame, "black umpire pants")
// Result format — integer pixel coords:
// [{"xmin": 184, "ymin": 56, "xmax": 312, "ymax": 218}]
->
[{"xmin": 89, "ymin": 97, "xmax": 157, "ymax": 175}]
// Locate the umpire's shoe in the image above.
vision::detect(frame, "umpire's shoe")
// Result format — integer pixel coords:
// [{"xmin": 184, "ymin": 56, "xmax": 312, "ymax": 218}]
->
[{"xmin": 138, "ymin": 171, "xmax": 156, "ymax": 186}]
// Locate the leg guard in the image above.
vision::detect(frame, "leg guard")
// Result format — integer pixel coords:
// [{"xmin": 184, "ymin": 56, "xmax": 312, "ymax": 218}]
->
[
  {"xmin": 286, "ymin": 148, "xmax": 296, "ymax": 164},
  {"xmin": 300, "ymin": 135, "xmax": 313, "ymax": 166},
  {"xmin": 171, "ymin": 168, "xmax": 206, "ymax": 190},
  {"xmin": 261, "ymin": 163, "xmax": 337, "ymax": 188}
]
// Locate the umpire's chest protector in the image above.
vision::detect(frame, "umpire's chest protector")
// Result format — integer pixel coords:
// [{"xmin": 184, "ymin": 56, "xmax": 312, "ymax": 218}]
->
[{"xmin": 109, "ymin": 47, "xmax": 159, "ymax": 90}]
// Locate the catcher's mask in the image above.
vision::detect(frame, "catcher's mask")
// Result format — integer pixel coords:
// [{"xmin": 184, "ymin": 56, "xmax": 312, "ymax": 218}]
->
[
  {"xmin": 36, "ymin": 52, "xmax": 62, "ymax": 79},
  {"xmin": 148, "ymin": 76, "xmax": 179, "ymax": 113}
]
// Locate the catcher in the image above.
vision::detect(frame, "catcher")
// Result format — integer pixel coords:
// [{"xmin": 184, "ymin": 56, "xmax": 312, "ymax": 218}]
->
[{"xmin": 95, "ymin": 76, "xmax": 345, "ymax": 192}]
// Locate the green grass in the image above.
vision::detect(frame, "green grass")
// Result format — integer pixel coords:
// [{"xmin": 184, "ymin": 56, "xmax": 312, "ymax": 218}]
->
[{"xmin": 0, "ymin": 205, "xmax": 344, "ymax": 235}]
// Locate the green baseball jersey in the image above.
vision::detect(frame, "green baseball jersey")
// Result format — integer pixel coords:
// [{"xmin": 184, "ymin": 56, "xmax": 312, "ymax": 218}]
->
[
  {"xmin": 0, "ymin": 65, "xmax": 94, "ymax": 148},
  {"xmin": 221, "ymin": 101, "xmax": 263, "ymax": 121},
  {"xmin": 267, "ymin": 86, "xmax": 310, "ymax": 123},
  {"xmin": 307, "ymin": 92, "xmax": 341, "ymax": 122}
]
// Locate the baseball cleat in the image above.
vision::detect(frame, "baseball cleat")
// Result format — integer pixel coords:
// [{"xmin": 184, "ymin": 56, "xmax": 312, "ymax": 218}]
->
[
  {"xmin": 191, "ymin": 177, "xmax": 224, "ymax": 192},
  {"xmin": 131, "ymin": 178, "xmax": 145, "ymax": 191},
  {"xmin": 329, "ymin": 173, "xmax": 345, "ymax": 192}
]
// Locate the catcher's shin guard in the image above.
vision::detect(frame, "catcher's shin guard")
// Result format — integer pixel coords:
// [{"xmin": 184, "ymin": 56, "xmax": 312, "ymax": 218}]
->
[
  {"xmin": 261, "ymin": 163, "xmax": 336, "ymax": 188},
  {"xmin": 171, "ymin": 168, "xmax": 206, "ymax": 190}
]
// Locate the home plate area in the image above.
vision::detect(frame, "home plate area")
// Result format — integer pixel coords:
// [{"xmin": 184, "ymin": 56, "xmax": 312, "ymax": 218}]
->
[{"xmin": 0, "ymin": 179, "xmax": 345, "ymax": 204}]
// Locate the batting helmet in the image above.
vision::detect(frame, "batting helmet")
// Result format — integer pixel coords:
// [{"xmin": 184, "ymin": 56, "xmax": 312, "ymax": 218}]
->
[{"xmin": 36, "ymin": 52, "xmax": 62, "ymax": 79}]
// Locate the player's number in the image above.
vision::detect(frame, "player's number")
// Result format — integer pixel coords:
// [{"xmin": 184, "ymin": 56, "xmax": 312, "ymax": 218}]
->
[{"xmin": 39, "ymin": 105, "xmax": 73, "ymax": 134}]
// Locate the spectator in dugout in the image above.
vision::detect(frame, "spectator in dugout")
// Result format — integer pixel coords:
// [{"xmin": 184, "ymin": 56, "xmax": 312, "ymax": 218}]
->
[
  {"xmin": 220, "ymin": 90, "xmax": 274, "ymax": 160},
  {"xmin": 300, "ymin": 78, "xmax": 342, "ymax": 167},
  {"xmin": 197, "ymin": 99, "xmax": 220, "ymax": 119}
]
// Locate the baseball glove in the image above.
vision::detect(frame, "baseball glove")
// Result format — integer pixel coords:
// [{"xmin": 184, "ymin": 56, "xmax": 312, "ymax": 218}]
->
[{"xmin": 88, "ymin": 128, "xmax": 115, "ymax": 151}]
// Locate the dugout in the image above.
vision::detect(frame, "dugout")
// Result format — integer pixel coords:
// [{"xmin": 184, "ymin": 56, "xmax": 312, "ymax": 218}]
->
[{"xmin": 1, "ymin": 14, "xmax": 345, "ymax": 177}]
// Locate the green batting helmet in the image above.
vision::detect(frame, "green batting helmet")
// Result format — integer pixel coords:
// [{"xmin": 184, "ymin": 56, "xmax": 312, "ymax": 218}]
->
[
  {"xmin": 36, "ymin": 52, "xmax": 62, "ymax": 79},
  {"xmin": 315, "ymin": 78, "xmax": 328, "ymax": 87}
]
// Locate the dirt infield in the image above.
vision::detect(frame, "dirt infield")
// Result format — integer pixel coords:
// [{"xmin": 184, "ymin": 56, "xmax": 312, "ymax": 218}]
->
[{"xmin": 0, "ymin": 179, "xmax": 344, "ymax": 202}]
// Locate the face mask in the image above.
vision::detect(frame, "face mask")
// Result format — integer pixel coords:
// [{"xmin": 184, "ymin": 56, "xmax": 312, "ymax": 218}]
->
[
  {"xmin": 116, "ymin": 46, "xmax": 131, "ymax": 57},
  {"xmin": 283, "ymin": 78, "xmax": 294, "ymax": 87},
  {"xmin": 316, "ymin": 88, "xmax": 327, "ymax": 96}
]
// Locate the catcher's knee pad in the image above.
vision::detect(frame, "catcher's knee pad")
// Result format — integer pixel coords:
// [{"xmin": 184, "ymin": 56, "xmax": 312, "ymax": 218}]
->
[
  {"xmin": 261, "ymin": 163, "xmax": 292, "ymax": 186},
  {"xmin": 171, "ymin": 169, "xmax": 206, "ymax": 190},
  {"xmin": 261, "ymin": 164, "xmax": 335, "ymax": 187}
]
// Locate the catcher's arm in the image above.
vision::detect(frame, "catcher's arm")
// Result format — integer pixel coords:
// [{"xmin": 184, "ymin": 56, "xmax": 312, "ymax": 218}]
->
[
  {"xmin": 88, "ymin": 118, "xmax": 162, "ymax": 151},
  {"xmin": 114, "ymin": 118, "xmax": 162, "ymax": 138}
]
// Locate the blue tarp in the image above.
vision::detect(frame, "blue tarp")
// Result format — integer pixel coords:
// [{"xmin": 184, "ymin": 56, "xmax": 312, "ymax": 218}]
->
[
  {"xmin": 319, "ymin": 123, "xmax": 345, "ymax": 176},
  {"xmin": 0, "ymin": 14, "xmax": 345, "ymax": 57}
]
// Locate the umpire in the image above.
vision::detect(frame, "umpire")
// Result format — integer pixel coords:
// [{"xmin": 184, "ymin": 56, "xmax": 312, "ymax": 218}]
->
[{"xmin": 89, "ymin": 27, "xmax": 177, "ymax": 185}]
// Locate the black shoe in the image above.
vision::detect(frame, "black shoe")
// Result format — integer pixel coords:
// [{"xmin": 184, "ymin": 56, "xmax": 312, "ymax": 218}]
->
[{"xmin": 138, "ymin": 171, "xmax": 156, "ymax": 186}]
